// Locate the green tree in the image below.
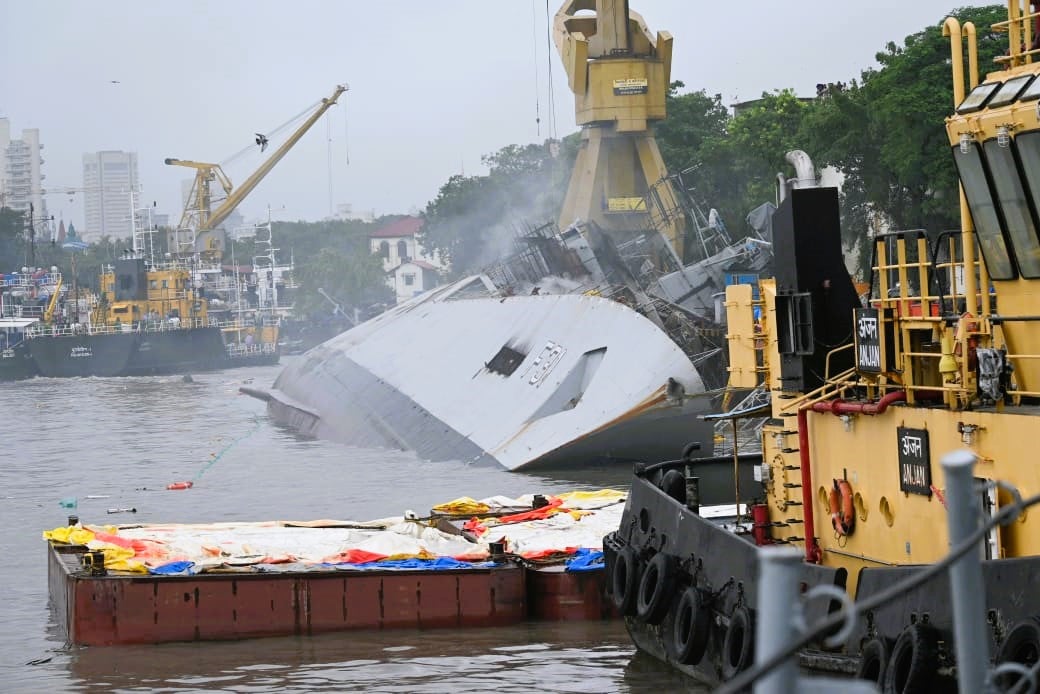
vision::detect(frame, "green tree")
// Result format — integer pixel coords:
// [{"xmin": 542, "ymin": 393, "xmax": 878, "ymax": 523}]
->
[
  {"xmin": 800, "ymin": 4, "xmax": 1007, "ymax": 274},
  {"xmin": 709, "ymin": 90, "xmax": 812, "ymax": 227},
  {"xmin": 294, "ymin": 247, "xmax": 391, "ymax": 317},
  {"xmin": 651, "ymin": 85, "xmax": 811, "ymax": 246},
  {"xmin": 655, "ymin": 83, "xmax": 730, "ymax": 176}
]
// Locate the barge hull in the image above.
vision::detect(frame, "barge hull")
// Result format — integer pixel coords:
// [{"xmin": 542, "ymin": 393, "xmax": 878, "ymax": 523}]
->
[
  {"xmin": 49, "ymin": 543, "xmax": 616, "ymax": 646},
  {"xmin": 49, "ymin": 545, "xmax": 525, "ymax": 646}
]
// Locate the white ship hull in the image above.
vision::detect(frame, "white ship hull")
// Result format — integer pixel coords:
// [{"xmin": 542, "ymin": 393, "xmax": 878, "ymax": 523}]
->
[{"xmin": 258, "ymin": 277, "xmax": 714, "ymax": 471}]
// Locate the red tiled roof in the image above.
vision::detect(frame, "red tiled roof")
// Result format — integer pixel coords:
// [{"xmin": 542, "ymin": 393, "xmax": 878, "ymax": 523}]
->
[{"xmin": 369, "ymin": 216, "xmax": 423, "ymax": 238}]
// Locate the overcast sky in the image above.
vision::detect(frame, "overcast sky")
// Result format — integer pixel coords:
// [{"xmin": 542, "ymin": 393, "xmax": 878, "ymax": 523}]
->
[{"xmin": 1, "ymin": 1, "xmax": 987, "ymax": 229}]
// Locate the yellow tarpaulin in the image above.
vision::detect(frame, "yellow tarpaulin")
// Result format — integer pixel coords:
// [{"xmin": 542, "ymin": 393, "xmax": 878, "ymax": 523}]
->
[{"xmin": 430, "ymin": 497, "xmax": 491, "ymax": 515}]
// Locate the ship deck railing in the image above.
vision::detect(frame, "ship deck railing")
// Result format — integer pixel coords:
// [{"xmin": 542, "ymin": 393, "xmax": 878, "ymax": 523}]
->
[
  {"xmin": 2, "ymin": 306, "xmax": 45, "ymax": 319},
  {"xmin": 26, "ymin": 317, "xmax": 275, "ymax": 339},
  {"xmin": 225, "ymin": 342, "xmax": 278, "ymax": 357},
  {"xmin": 0, "ymin": 272, "xmax": 62, "ymax": 289}
]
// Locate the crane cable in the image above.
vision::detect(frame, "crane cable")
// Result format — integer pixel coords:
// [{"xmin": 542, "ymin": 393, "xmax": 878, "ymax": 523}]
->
[
  {"xmin": 545, "ymin": 0, "xmax": 558, "ymax": 141},
  {"xmin": 326, "ymin": 113, "xmax": 334, "ymax": 218},
  {"xmin": 532, "ymin": 0, "xmax": 541, "ymax": 137},
  {"xmin": 545, "ymin": 0, "xmax": 561, "ymax": 215},
  {"xmin": 220, "ymin": 98, "xmax": 324, "ymax": 167}
]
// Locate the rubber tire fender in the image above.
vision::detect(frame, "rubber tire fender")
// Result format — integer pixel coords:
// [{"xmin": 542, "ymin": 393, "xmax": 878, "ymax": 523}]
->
[
  {"xmin": 611, "ymin": 546, "xmax": 640, "ymax": 616},
  {"xmin": 884, "ymin": 622, "xmax": 939, "ymax": 694},
  {"xmin": 666, "ymin": 585, "xmax": 710, "ymax": 666},
  {"xmin": 659, "ymin": 469, "xmax": 686, "ymax": 505},
  {"xmin": 856, "ymin": 637, "xmax": 891, "ymax": 686},
  {"xmin": 721, "ymin": 605, "xmax": 755, "ymax": 680},
  {"xmin": 995, "ymin": 617, "xmax": 1040, "ymax": 689},
  {"xmin": 635, "ymin": 552, "xmax": 677, "ymax": 625}
]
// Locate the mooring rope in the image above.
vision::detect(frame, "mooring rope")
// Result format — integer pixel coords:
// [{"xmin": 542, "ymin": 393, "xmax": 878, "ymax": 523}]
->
[{"xmin": 191, "ymin": 416, "xmax": 262, "ymax": 484}]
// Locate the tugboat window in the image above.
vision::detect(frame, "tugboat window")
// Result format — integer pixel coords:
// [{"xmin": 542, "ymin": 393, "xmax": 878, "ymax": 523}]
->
[
  {"xmin": 983, "ymin": 138, "xmax": 1040, "ymax": 278},
  {"xmin": 951, "ymin": 143, "xmax": 1016, "ymax": 280},
  {"xmin": 1011, "ymin": 131, "xmax": 1040, "ymax": 255},
  {"xmin": 956, "ymin": 82, "xmax": 1001, "ymax": 114},
  {"xmin": 1018, "ymin": 74, "xmax": 1040, "ymax": 102},
  {"xmin": 988, "ymin": 74, "xmax": 1034, "ymax": 108}
]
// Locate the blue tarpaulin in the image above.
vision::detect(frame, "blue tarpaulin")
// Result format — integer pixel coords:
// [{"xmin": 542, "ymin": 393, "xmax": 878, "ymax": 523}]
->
[
  {"xmin": 565, "ymin": 548, "xmax": 604, "ymax": 572},
  {"xmin": 324, "ymin": 557, "xmax": 499, "ymax": 571},
  {"xmin": 148, "ymin": 561, "xmax": 196, "ymax": 575}
]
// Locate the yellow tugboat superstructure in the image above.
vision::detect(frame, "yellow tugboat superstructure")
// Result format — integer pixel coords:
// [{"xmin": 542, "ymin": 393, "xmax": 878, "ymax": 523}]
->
[
  {"xmin": 95, "ymin": 260, "xmax": 208, "ymax": 329},
  {"xmin": 607, "ymin": 3, "xmax": 1040, "ymax": 690}
]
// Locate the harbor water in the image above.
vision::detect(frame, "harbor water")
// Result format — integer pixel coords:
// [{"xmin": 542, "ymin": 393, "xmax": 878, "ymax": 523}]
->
[{"xmin": 0, "ymin": 358, "xmax": 705, "ymax": 692}]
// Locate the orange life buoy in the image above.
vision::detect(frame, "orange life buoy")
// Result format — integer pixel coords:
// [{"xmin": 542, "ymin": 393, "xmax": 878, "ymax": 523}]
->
[{"xmin": 829, "ymin": 479, "xmax": 855, "ymax": 536}]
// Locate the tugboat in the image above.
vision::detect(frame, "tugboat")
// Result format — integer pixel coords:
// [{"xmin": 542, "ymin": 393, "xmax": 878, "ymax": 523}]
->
[{"xmin": 606, "ymin": 6, "xmax": 1040, "ymax": 691}]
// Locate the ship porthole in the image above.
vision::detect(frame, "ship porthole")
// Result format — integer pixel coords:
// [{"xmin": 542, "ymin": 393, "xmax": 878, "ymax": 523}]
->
[
  {"xmin": 854, "ymin": 492, "xmax": 868, "ymax": 522},
  {"xmin": 879, "ymin": 497, "xmax": 895, "ymax": 527},
  {"xmin": 635, "ymin": 552, "xmax": 676, "ymax": 625},
  {"xmin": 666, "ymin": 586, "xmax": 710, "ymax": 666},
  {"xmin": 721, "ymin": 605, "xmax": 755, "ymax": 679}
]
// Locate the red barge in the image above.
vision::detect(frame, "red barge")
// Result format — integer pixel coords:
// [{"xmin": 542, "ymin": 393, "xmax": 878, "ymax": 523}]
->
[{"xmin": 47, "ymin": 491, "xmax": 620, "ymax": 646}]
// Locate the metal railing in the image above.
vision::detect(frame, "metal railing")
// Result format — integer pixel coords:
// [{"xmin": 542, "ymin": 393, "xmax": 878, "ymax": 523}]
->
[{"xmin": 25, "ymin": 316, "xmax": 277, "ymax": 339}]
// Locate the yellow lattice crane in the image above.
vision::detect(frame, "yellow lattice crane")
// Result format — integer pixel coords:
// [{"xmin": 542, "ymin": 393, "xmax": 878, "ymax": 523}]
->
[
  {"xmin": 554, "ymin": 0, "xmax": 685, "ymax": 264},
  {"xmin": 165, "ymin": 83, "xmax": 348, "ymax": 259}
]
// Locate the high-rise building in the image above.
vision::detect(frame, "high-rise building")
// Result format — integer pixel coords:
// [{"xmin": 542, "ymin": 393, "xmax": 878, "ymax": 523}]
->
[
  {"xmin": 82, "ymin": 150, "xmax": 138, "ymax": 242},
  {"xmin": 0, "ymin": 118, "xmax": 49, "ymax": 231}
]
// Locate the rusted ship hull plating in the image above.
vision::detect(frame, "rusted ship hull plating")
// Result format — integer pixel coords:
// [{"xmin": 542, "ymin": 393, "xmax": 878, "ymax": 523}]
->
[{"xmin": 48, "ymin": 544, "xmax": 613, "ymax": 646}]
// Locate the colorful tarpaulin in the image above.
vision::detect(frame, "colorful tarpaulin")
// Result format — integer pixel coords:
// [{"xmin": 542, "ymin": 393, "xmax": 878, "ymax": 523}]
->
[{"xmin": 43, "ymin": 489, "xmax": 626, "ymax": 574}]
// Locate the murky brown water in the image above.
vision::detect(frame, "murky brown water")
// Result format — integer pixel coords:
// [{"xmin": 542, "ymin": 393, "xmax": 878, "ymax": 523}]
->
[{"xmin": 0, "ymin": 358, "xmax": 706, "ymax": 692}]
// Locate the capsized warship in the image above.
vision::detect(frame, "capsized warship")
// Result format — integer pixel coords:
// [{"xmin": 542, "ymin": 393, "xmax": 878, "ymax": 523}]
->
[
  {"xmin": 246, "ymin": 0, "xmax": 774, "ymax": 470},
  {"xmin": 247, "ymin": 191, "xmax": 771, "ymax": 472}
]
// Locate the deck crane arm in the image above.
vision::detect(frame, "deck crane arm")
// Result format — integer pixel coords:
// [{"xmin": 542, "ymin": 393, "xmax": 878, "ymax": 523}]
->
[
  {"xmin": 43, "ymin": 276, "xmax": 63, "ymax": 323},
  {"xmin": 165, "ymin": 83, "xmax": 348, "ymax": 235}
]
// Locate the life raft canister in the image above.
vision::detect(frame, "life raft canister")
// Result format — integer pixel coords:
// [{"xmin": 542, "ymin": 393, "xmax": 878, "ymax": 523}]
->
[{"xmin": 829, "ymin": 478, "xmax": 855, "ymax": 536}]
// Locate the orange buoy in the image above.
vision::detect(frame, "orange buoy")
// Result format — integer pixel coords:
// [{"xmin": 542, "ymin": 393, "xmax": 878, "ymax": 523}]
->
[
  {"xmin": 829, "ymin": 479, "xmax": 855, "ymax": 536},
  {"xmin": 167, "ymin": 481, "xmax": 193, "ymax": 490}
]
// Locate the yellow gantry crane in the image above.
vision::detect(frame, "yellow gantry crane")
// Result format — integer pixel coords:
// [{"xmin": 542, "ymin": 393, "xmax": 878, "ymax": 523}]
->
[
  {"xmin": 165, "ymin": 83, "xmax": 348, "ymax": 259},
  {"xmin": 554, "ymin": 0, "xmax": 684, "ymax": 264}
]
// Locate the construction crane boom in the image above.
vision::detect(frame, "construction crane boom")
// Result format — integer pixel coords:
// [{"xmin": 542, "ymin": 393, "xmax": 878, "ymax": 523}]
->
[{"xmin": 165, "ymin": 84, "xmax": 348, "ymax": 243}]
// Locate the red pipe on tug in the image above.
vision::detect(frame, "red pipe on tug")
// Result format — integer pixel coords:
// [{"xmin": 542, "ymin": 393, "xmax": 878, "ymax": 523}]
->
[{"xmin": 798, "ymin": 391, "xmax": 906, "ymax": 563}]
